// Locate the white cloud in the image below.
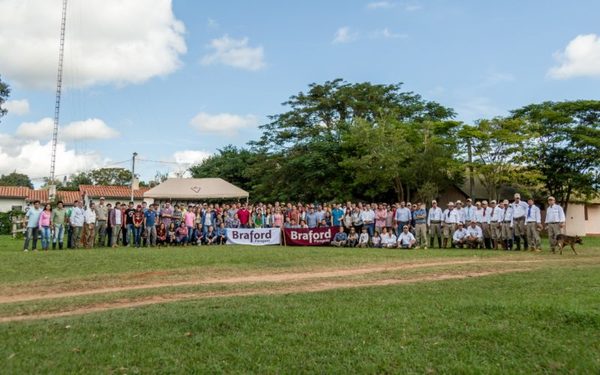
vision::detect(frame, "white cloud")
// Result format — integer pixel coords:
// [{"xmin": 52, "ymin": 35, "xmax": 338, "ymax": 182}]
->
[
  {"xmin": 548, "ymin": 34, "xmax": 600, "ymax": 79},
  {"xmin": 405, "ymin": 4, "xmax": 423, "ymax": 11},
  {"xmin": 371, "ymin": 28, "xmax": 408, "ymax": 39},
  {"xmin": 190, "ymin": 112, "xmax": 258, "ymax": 135},
  {"xmin": 367, "ymin": 1, "xmax": 395, "ymax": 9},
  {"xmin": 0, "ymin": 136, "xmax": 104, "ymax": 179},
  {"xmin": 62, "ymin": 119, "xmax": 120, "ymax": 141},
  {"xmin": 173, "ymin": 150, "xmax": 212, "ymax": 165},
  {"xmin": 0, "ymin": 0, "xmax": 186, "ymax": 89},
  {"xmin": 16, "ymin": 117, "xmax": 119, "ymax": 141},
  {"xmin": 4, "ymin": 99, "xmax": 30, "ymax": 115},
  {"xmin": 333, "ymin": 27, "xmax": 358, "ymax": 44},
  {"xmin": 201, "ymin": 35, "xmax": 265, "ymax": 71}
]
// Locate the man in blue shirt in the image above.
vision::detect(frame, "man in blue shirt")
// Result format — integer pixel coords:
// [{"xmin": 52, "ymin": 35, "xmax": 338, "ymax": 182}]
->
[
  {"xmin": 332, "ymin": 204, "xmax": 344, "ymax": 228},
  {"xmin": 306, "ymin": 207, "xmax": 318, "ymax": 228},
  {"xmin": 144, "ymin": 204, "xmax": 158, "ymax": 247},
  {"xmin": 331, "ymin": 227, "xmax": 348, "ymax": 247},
  {"xmin": 23, "ymin": 200, "xmax": 42, "ymax": 252}
]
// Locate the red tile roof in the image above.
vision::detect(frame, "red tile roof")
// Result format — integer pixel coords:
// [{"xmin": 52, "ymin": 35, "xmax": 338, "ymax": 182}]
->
[
  {"xmin": 79, "ymin": 185, "xmax": 149, "ymax": 199},
  {"xmin": 57, "ymin": 190, "xmax": 82, "ymax": 205},
  {"xmin": 26, "ymin": 189, "xmax": 49, "ymax": 203},
  {"xmin": 0, "ymin": 186, "xmax": 31, "ymax": 198}
]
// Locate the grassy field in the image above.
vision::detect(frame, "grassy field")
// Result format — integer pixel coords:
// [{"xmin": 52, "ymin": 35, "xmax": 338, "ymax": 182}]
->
[{"xmin": 1, "ymin": 235, "xmax": 599, "ymax": 373}]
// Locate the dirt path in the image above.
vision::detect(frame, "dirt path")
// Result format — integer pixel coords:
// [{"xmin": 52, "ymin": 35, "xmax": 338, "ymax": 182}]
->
[
  {"xmin": 0, "ymin": 267, "xmax": 530, "ymax": 323},
  {"xmin": 0, "ymin": 258, "xmax": 550, "ymax": 304}
]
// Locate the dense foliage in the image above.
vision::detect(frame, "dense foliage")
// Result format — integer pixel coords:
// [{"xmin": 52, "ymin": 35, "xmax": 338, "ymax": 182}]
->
[{"xmin": 0, "ymin": 172, "xmax": 33, "ymax": 189}]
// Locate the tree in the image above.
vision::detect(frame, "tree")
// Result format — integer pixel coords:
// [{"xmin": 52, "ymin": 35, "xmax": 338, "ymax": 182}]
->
[
  {"xmin": 88, "ymin": 168, "xmax": 132, "ymax": 186},
  {"xmin": 0, "ymin": 172, "xmax": 33, "ymax": 189},
  {"xmin": 189, "ymin": 146, "xmax": 256, "ymax": 195},
  {"xmin": 511, "ymin": 100, "xmax": 600, "ymax": 210},
  {"xmin": 0, "ymin": 75, "xmax": 9, "ymax": 122}
]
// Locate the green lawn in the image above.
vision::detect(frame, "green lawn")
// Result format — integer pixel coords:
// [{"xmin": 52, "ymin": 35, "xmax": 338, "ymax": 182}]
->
[{"xmin": 1, "ymin": 235, "xmax": 599, "ymax": 373}]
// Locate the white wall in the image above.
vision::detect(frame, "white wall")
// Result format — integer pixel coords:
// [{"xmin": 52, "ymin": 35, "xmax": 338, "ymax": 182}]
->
[
  {"xmin": 0, "ymin": 198, "xmax": 26, "ymax": 213},
  {"xmin": 565, "ymin": 203, "xmax": 600, "ymax": 236}
]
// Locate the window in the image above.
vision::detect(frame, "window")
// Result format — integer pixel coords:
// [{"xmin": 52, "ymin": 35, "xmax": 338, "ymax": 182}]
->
[{"xmin": 584, "ymin": 205, "xmax": 589, "ymax": 221}]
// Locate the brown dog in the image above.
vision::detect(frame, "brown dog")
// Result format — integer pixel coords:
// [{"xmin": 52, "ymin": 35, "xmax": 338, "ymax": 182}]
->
[{"xmin": 555, "ymin": 234, "xmax": 582, "ymax": 255}]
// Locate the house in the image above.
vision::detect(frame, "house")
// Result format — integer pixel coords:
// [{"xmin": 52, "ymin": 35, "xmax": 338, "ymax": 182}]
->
[
  {"xmin": 78, "ymin": 185, "xmax": 149, "ymax": 207},
  {"xmin": 564, "ymin": 199, "xmax": 600, "ymax": 237}
]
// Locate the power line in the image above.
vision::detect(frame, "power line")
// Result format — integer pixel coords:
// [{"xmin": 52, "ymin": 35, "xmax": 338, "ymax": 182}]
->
[{"xmin": 136, "ymin": 158, "xmax": 191, "ymax": 166}]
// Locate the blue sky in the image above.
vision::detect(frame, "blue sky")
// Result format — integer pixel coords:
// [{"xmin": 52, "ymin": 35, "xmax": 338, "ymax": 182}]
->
[{"xmin": 0, "ymin": 0, "xmax": 599, "ymax": 184}]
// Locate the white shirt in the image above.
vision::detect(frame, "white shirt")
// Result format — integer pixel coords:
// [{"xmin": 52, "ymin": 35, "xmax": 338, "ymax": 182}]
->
[
  {"xmin": 381, "ymin": 233, "xmax": 397, "ymax": 245},
  {"xmin": 464, "ymin": 205, "xmax": 476, "ymax": 222},
  {"xmin": 453, "ymin": 228, "xmax": 468, "ymax": 242},
  {"xmin": 114, "ymin": 209, "xmax": 122, "ymax": 225},
  {"xmin": 70, "ymin": 207, "xmax": 85, "ymax": 227},
  {"xmin": 501, "ymin": 206, "xmax": 514, "ymax": 223},
  {"xmin": 525, "ymin": 204, "xmax": 541, "ymax": 224},
  {"xmin": 490, "ymin": 206, "xmax": 502, "ymax": 222},
  {"xmin": 358, "ymin": 233, "xmax": 370, "ymax": 244},
  {"xmin": 443, "ymin": 209, "xmax": 459, "ymax": 224},
  {"xmin": 359, "ymin": 209, "xmax": 375, "ymax": 224},
  {"xmin": 427, "ymin": 207, "xmax": 443, "ymax": 224},
  {"xmin": 456, "ymin": 208, "xmax": 466, "ymax": 224},
  {"xmin": 545, "ymin": 204, "xmax": 565, "ymax": 224},
  {"xmin": 466, "ymin": 225, "xmax": 483, "ymax": 239},
  {"xmin": 84, "ymin": 208, "xmax": 96, "ymax": 224},
  {"xmin": 397, "ymin": 232, "xmax": 415, "ymax": 245},
  {"xmin": 512, "ymin": 201, "xmax": 529, "ymax": 219}
]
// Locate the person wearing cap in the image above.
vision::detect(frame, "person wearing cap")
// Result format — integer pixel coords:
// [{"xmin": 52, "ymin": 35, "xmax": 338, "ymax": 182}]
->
[
  {"xmin": 413, "ymin": 202, "xmax": 428, "ymax": 249},
  {"xmin": 489, "ymin": 200, "xmax": 502, "ymax": 249},
  {"xmin": 83, "ymin": 202, "xmax": 97, "ymax": 249},
  {"xmin": 452, "ymin": 223, "xmax": 468, "ymax": 248},
  {"xmin": 525, "ymin": 198, "xmax": 542, "ymax": 252},
  {"xmin": 463, "ymin": 198, "xmax": 476, "ymax": 224},
  {"xmin": 545, "ymin": 196, "xmax": 565, "ymax": 253},
  {"xmin": 476, "ymin": 200, "xmax": 492, "ymax": 249},
  {"xmin": 394, "ymin": 202, "xmax": 411, "ymax": 236},
  {"xmin": 442, "ymin": 202, "xmax": 459, "ymax": 248},
  {"xmin": 94, "ymin": 197, "xmax": 108, "ymax": 247},
  {"xmin": 427, "ymin": 200, "xmax": 443, "ymax": 248},
  {"xmin": 397, "ymin": 225, "xmax": 416, "ymax": 249},
  {"xmin": 510, "ymin": 193, "xmax": 529, "ymax": 251},
  {"xmin": 466, "ymin": 221, "xmax": 484, "ymax": 249},
  {"xmin": 454, "ymin": 200, "xmax": 466, "ymax": 225},
  {"xmin": 500, "ymin": 199, "xmax": 514, "ymax": 250}
]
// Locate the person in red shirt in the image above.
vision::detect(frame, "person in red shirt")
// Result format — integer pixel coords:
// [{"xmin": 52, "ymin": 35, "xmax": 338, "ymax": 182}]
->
[
  {"xmin": 237, "ymin": 204, "xmax": 250, "ymax": 228},
  {"xmin": 132, "ymin": 205, "xmax": 144, "ymax": 248}
]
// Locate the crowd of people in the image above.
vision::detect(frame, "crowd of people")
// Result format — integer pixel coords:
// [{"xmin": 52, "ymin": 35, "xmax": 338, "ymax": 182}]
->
[{"xmin": 21, "ymin": 193, "xmax": 567, "ymax": 253}]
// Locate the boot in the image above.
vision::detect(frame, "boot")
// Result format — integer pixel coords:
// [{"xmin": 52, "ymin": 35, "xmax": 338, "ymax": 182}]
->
[
  {"xmin": 442, "ymin": 238, "xmax": 448, "ymax": 249},
  {"xmin": 438, "ymin": 238, "xmax": 442, "ymax": 249},
  {"xmin": 514, "ymin": 236, "xmax": 521, "ymax": 251},
  {"xmin": 523, "ymin": 238, "xmax": 529, "ymax": 251},
  {"xmin": 508, "ymin": 239, "xmax": 514, "ymax": 251},
  {"xmin": 430, "ymin": 238, "xmax": 434, "ymax": 248},
  {"xmin": 59, "ymin": 242, "xmax": 63, "ymax": 250},
  {"xmin": 52, "ymin": 242, "xmax": 56, "ymax": 250}
]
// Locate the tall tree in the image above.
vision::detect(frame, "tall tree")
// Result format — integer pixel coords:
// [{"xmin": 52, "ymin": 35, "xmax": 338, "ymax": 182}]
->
[
  {"xmin": 0, "ymin": 75, "xmax": 9, "ymax": 122},
  {"xmin": 88, "ymin": 168, "xmax": 132, "ymax": 186},
  {"xmin": 511, "ymin": 100, "xmax": 600, "ymax": 210},
  {"xmin": 0, "ymin": 172, "xmax": 33, "ymax": 189},
  {"xmin": 189, "ymin": 146, "xmax": 256, "ymax": 195}
]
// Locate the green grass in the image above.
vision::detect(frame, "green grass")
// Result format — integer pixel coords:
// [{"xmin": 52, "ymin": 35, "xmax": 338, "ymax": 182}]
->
[{"xmin": 0, "ymin": 235, "xmax": 599, "ymax": 373}]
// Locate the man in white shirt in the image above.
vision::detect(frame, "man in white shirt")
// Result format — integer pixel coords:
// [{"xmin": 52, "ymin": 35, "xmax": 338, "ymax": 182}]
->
[
  {"xmin": 466, "ymin": 221, "xmax": 484, "ymax": 249},
  {"xmin": 427, "ymin": 200, "xmax": 443, "ymax": 248},
  {"xmin": 476, "ymin": 200, "xmax": 492, "ymax": 249},
  {"xmin": 397, "ymin": 225, "xmax": 416, "ymax": 249},
  {"xmin": 525, "ymin": 198, "xmax": 542, "ymax": 252},
  {"xmin": 381, "ymin": 228, "xmax": 397, "ymax": 248},
  {"xmin": 359, "ymin": 204, "xmax": 376, "ymax": 237},
  {"xmin": 394, "ymin": 202, "xmax": 411, "ymax": 236},
  {"xmin": 83, "ymin": 202, "xmax": 97, "ymax": 249},
  {"xmin": 455, "ymin": 200, "xmax": 466, "ymax": 224},
  {"xmin": 500, "ymin": 199, "xmax": 514, "ymax": 250},
  {"xmin": 490, "ymin": 200, "xmax": 503, "ymax": 250},
  {"xmin": 70, "ymin": 200, "xmax": 85, "ymax": 249},
  {"xmin": 463, "ymin": 198, "xmax": 476, "ymax": 223},
  {"xmin": 511, "ymin": 193, "xmax": 530, "ymax": 251},
  {"xmin": 452, "ymin": 223, "xmax": 468, "ymax": 248},
  {"xmin": 442, "ymin": 202, "xmax": 459, "ymax": 248},
  {"xmin": 545, "ymin": 196, "xmax": 566, "ymax": 254}
]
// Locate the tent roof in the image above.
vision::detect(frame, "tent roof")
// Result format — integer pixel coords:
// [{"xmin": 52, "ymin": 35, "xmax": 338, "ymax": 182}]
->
[{"xmin": 143, "ymin": 178, "xmax": 249, "ymax": 200}]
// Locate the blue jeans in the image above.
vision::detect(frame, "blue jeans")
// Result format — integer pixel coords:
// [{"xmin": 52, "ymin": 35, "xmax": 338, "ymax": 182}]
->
[
  {"xmin": 397, "ymin": 221, "xmax": 409, "ymax": 236},
  {"xmin": 53, "ymin": 223, "xmax": 65, "ymax": 245},
  {"xmin": 133, "ymin": 226, "xmax": 142, "ymax": 247},
  {"xmin": 40, "ymin": 226, "xmax": 51, "ymax": 250},
  {"xmin": 187, "ymin": 226, "xmax": 194, "ymax": 242}
]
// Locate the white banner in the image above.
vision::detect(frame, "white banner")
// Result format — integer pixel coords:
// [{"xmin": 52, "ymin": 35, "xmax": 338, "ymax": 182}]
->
[{"xmin": 226, "ymin": 228, "xmax": 281, "ymax": 246}]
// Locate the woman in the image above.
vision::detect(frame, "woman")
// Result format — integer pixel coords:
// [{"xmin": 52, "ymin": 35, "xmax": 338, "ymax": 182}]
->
[
  {"xmin": 347, "ymin": 227, "xmax": 359, "ymax": 248},
  {"xmin": 157, "ymin": 222, "xmax": 167, "ymax": 247},
  {"xmin": 253, "ymin": 208, "xmax": 264, "ymax": 228},
  {"xmin": 38, "ymin": 204, "xmax": 53, "ymax": 251},
  {"xmin": 167, "ymin": 222, "xmax": 177, "ymax": 246},
  {"xmin": 175, "ymin": 222, "xmax": 188, "ymax": 246},
  {"xmin": 272, "ymin": 208, "xmax": 284, "ymax": 228},
  {"xmin": 375, "ymin": 204, "xmax": 387, "ymax": 234},
  {"xmin": 192, "ymin": 223, "xmax": 203, "ymax": 245},
  {"xmin": 351, "ymin": 207, "xmax": 363, "ymax": 234},
  {"xmin": 264, "ymin": 208, "xmax": 273, "ymax": 228},
  {"xmin": 343, "ymin": 211, "xmax": 353, "ymax": 233}
]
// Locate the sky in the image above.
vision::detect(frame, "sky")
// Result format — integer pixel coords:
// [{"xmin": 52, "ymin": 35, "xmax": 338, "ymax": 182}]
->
[{"xmin": 0, "ymin": 0, "xmax": 599, "ymax": 186}]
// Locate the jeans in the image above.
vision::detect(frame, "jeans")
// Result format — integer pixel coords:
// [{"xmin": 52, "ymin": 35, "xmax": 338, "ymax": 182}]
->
[
  {"xmin": 187, "ymin": 226, "xmax": 194, "ymax": 242},
  {"xmin": 146, "ymin": 225, "xmax": 157, "ymax": 246},
  {"xmin": 53, "ymin": 223, "xmax": 65, "ymax": 246},
  {"xmin": 72, "ymin": 226, "xmax": 83, "ymax": 248},
  {"xmin": 396, "ymin": 221, "xmax": 409, "ymax": 236},
  {"xmin": 23, "ymin": 227, "xmax": 39, "ymax": 250},
  {"xmin": 127, "ymin": 224, "xmax": 136, "ymax": 246},
  {"xmin": 40, "ymin": 226, "xmax": 51, "ymax": 250},
  {"xmin": 96, "ymin": 220, "xmax": 107, "ymax": 246},
  {"xmin": 133, "ymin": 226, "xmax": 142, "ymax": 247},
  {"xmin": 112, "ymin": 224, "xmax": 121, "ymax": 246}
]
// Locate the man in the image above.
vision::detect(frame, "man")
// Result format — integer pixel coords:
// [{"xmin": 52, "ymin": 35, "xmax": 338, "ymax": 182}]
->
[
  {"xmin": 109, "ymin": 201, "xmax": 123, "ymax": 248},
  {"xmin": 360, "ymin": 204, "xmax": 375, "ymax": 237},
  {"xmin": 397, "ymin": 225, "xmax": 416, "ymax": 249},
  {"xmin": 23, "ymin": 200, "xmax": 42, "ymax": 252},
  {"xmin": 94, "ymin": 197, "xmax": 108, "ymax": 247},
  {"xmin": 331, "ymin": 227, "xmax": 348, "ymax": 247},
  {"xmin": 545, "ymin": 196, "xmax": 565, "ymax": 254},
  {"xmin": 463, "ymin": 198, "xmax": 476, "ymax": 224},
  {"xmin": 83, "ymin": 202, "xmax": 97, "ymax": 249},
  {"xmin": 51, "ymin": 201, "xmax": 67, "ymax": 250},
  {"xmin": 144, "ymin": 203, "xmax": 158, "ymax": 247},
  {"xmin": 70, "ymin": 200, "xmax": 85, "ymax": 249},
  {"xmin": 306, "ymin": 207, "xmax": 318, "ymax": 228},
  {"xmin": 511, "ymin": 193, "xmax": 529, "ymax": 251},
  {"xmin": 525, "ymin": 198, "xmax": 542, "ymax": 252},
  {"xmin": 413, "ymin": 203, "xmax": 428, "ymax": 249},
  {"xmin": 332, "ymin": 204, "xmax": 344, "ymax": 228},
  {"xmin": 466, "ymin": 221, "xmax": 484, "ymax": 249},
  {"xmin": 238, "ymin": 204, "xmax": 250, "ymax": 228},
  {"xmin": 160, "ymin": 202, "xmax": 173, "ymax": 229},
  {"xmin": 105, "ymin": 203, "xmax": 113, "ymax": 247},
  {"xmin": 124, "ymin": 202, "xmax": 136, "ymax": 247},
  {"xmin": 184, "ymin": 204, "xmax": 196, "ymax": 242},
  {"xmin": 455, "ymin": 200, "xmax": 466, "ymax": 224},
  {"xmin": 427, "ymin": 200, "xmax": 443, "ymax": 248},
  {"xmin": 442, "ymin": 202, "xmax": 459, "ymax": 248},
  {"xmin": 500, "ymin": 199, "xmax": 514, "ymax": 250},
  {"xmin": 132, "ymin": 205, "xmax": 144, "ymax": 248},
  {"xmin": 394, "ymin": 202, "xmax": 411, "ymax": 236},
  {"xmin": 452, "ymin": 223, "xmax": 468, "ymax": 248},
  {"xmin": 489, "ymin": 200, "xmax": 502, "ymax": 250}
]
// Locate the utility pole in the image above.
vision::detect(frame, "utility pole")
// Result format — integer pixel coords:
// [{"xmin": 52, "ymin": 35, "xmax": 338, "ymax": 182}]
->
[
  {"xmin": 467, "ymin": 138, "xmax": 474, "ymax": 198},
  {"xmin": 131, "ymin": 152, "xmax": 138, "ymax": 202},
  {"xmin": 49, "ymin": 0, "xmax": 68, "ymax": 201}
]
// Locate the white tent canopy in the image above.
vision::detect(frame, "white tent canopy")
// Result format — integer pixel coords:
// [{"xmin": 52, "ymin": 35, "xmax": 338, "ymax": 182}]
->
[{"xmin": 144, "ymin": 178, "xmax": 249, "ymax": 200}]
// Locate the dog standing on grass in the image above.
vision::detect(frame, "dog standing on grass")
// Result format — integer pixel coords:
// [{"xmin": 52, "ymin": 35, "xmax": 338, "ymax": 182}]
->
[{"xmin": 555, "ymin": 234, "xmax": 583, "ymax": 255}]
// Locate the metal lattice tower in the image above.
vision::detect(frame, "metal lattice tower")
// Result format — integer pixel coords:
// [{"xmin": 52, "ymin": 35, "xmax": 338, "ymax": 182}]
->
[{"xmin": 50, "ymin": 0, "xmax": 68, "ymax": 187}]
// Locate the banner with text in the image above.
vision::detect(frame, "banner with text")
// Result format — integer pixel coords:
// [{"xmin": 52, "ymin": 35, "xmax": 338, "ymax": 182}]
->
[
  {"xmin": 226, "ymin": 228, "xmax": 281, "ymax": 246},
  {"xmin": 283, "ymin": 227, "xmax": 335, "ymax": 246}
]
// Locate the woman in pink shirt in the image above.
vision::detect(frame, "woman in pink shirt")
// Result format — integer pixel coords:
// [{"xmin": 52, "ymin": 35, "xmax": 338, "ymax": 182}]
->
[
  {"xmin": 272, "ymin": 208, "xmax": 284, "ymax": 228},
  {"xmin": 375, "ymin": 204, "xmax": 388, "ymax": 234},
  {"xmin": 38, "ymin": 204, "xmax": 53, "ymax": 250}
]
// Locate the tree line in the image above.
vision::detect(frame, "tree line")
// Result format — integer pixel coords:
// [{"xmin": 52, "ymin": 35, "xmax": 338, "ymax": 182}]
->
[{"xmin": 190, "ymin": 79, "xmax": 600, "ymax": 209}]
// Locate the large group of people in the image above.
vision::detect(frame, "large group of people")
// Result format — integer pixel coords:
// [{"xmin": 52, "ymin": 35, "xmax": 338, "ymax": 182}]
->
[{"xmin": 21, "ymin": 193, "xmax": 567, "ymax": 253}]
